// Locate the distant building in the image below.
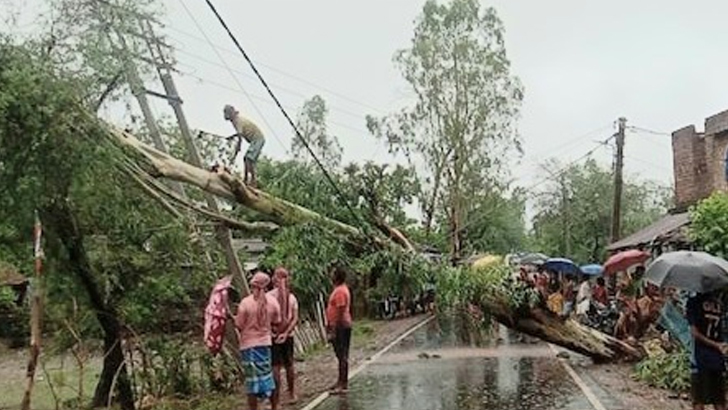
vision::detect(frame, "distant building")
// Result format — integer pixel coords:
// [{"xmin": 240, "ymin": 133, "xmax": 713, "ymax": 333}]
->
[{"xmin": 672, "ymin": 109, "xmax": 728, "ymax": 209}]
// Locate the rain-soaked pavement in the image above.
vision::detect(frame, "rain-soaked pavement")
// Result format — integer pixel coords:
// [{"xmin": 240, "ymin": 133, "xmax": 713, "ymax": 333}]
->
[{"xmin": 313, "ymin": 317, "xmax": 623, "ymax": 410}]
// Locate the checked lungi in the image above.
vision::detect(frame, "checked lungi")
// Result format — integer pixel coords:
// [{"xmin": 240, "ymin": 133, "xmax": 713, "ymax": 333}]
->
[{"xmin": 240, "ymin": 346, "xmax": 275, "ymax": 398}]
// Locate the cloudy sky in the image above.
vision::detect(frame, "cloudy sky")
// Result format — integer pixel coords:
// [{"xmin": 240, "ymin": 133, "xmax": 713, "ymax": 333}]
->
[{"xmin": 8, "ymin": 0, "xmax": 728, "ymax": 213}]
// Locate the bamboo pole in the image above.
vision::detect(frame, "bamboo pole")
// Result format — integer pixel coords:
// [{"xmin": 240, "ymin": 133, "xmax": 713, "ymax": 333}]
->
[{"xmin": 20, "ymin": 211, "xmax": 45, "ymax": 410}]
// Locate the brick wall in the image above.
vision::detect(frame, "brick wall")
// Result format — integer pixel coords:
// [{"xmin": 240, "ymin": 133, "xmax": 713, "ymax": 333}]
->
[
  {"xmin": 672, "ymin": 125, "xmax": 702, "ymax": 208},
  {"xmin": 672, "ymin": 109, "xmax": 728, "ymax": 209}
]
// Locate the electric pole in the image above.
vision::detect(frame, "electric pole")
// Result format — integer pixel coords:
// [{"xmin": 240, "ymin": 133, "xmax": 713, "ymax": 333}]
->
[
  {"xmin": 561, "ymin": 173, "xmax": 571, "ymax": 256},
  {"xmin": 610, "ymin": 117, "xmax": 627, "ymax": 243},
  {"xmin": 139, "ymin": 20, "xmax": 248, "ymax": 293},
  {"xmin": 92, "ymin": 3, "xmax": 186, "ymax": 197}
]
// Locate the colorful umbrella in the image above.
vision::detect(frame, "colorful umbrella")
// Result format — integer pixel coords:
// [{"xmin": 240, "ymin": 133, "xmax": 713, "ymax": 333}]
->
[
  {"xmin": 604, "ymin": 249, "xmax": 650, "ymax": 275},
  {"xmin": 580, "ymin": 264, "xmax": 604, "ymax": 276},
  {"xmin": 542, "ymin": 257, "xmax": 581, "ymax": 275}
]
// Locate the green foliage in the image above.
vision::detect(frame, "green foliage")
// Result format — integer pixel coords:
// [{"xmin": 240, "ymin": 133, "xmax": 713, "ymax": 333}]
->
[
  {"xmin": 690, "ymin": 192, "xmax": 728, "ymax": 258},
  {"xmin": 367, "ymin": 0, "xmax": 525, "ymax": 256},
  {"xmin": 461, "ymin": 189, "xmax": 527, "ymax": 255},
  {"xmin": 136, "ymin": 336, "xmax": 239, "ymax": 398},
  {"xmin": 531, "ymin": 159, "xmax": 671, "ymax": 262},
  {"xmin": 0, "ymin": 286, "xmax": 29, "ymax": 347},
  {"xmin": 634, "ymin": 351, "xmax": 690, "ymax": 392},
  {"xmin": 262, "ymin": 222, "xmax": 346, "ymax": 309},
  {"xmin": 262, "ymin": 221, "xmax": 437, "ymax": 312},
  {"xmin": 2, "ymin": 0, "xmax": 167, "ymax": 111},
  {"xmin": 436, "ymin": 263, "xmax": 540, "ymax": 317},
  {"xmin": 0, "ymin": 37, "xmax": 214, "ymax": 346},
  {"xmin": 342, "ymin": 162, "xmax": 421, "ymax": 228},
  {"xmin": 292, "ymin": 95, "xmax": 343, "ymax": 169}
]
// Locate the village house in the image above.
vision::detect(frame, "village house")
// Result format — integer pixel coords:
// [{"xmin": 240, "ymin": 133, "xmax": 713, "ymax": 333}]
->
[{"xmin": 608, "ymin": 109, "xmax": 728, "ymax": 252}]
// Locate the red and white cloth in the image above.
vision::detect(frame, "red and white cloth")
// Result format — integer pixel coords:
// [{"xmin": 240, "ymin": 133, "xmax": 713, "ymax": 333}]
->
[{"xmin": 204, "ymin": 275, "xmax": 233, "ymax": 355}]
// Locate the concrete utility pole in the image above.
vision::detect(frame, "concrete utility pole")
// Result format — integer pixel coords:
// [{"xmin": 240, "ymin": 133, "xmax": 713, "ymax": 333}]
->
[
  {"xmin": 93, "ymin": 7, "xmax": 187, "ymax": 197},
  {"xmin": 139, "ymin": 20, "xmax": 249, "ymax": 293},
  {"xmin": 561, "ymin": 173, "xmax": 571, "ymax": 256},
  {"xmin": 610, "ymin": 117, "xmax": 627, "ymax": 243}
]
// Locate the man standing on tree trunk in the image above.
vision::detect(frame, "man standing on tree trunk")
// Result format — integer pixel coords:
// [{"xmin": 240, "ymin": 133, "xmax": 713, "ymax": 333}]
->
[
  {"xmin": 326, "ymin": 264, "xmax": 352, "ymax": 395},
  {"xmin": 223, "ymin": 104, "xmax": 265, "ymax": 188},
  {"xmin": 268, "ymin": 267, "xmax": 299, "ymax": 404}
]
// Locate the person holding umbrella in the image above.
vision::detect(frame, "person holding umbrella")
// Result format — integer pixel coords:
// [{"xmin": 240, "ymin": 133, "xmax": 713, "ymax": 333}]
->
[
  {"xmin": 644, "ymin": 251, "xmax": 728, "ymax": 410},
  {"xmin": 687, "ymin": 290, "xmax": 728, "ymax": 410}
]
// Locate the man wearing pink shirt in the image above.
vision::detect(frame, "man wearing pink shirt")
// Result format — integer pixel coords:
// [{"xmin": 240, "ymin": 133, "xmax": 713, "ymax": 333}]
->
[
  {"xmin": 235, "ymin": 272, "xmax": 281, "ymax": 410},
  {"xmin": 268, "ymin": 267, "xmax": 299, "ymax": 404}
]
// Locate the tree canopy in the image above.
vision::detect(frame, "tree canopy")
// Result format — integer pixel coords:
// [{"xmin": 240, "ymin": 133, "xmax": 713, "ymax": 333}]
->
[
  {"xmin": 530, "ymin": 158, "xmax": 671, "ymax": 263},
  {"xmin": 367, "ymin": 0, "xmax": 524, "ymax": 260}
]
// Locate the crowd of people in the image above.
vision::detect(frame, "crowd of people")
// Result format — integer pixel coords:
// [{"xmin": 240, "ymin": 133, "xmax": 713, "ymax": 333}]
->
[
  {"xmin": 234, "ymin": 264, "xmax": 353, "ymax": 410},
  {"xmin": 517, "ymin": 265, "xmax": 663, "ymax": 341}
]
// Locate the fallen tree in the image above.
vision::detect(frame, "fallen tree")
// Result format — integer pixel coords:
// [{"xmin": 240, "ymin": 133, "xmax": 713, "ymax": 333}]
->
[{"xmin": 102, "ymin": 125, "xmax": 644, "ymax": 362}]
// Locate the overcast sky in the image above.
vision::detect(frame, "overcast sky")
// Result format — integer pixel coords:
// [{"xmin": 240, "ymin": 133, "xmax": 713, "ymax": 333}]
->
[{"xmin": 8, "ymin": 0, "xmax": 728, "ymax": 214}]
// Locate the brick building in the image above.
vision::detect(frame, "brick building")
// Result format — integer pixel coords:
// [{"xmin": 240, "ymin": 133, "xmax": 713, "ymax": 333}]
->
[{"xmin": 672, "ymin": 109, "xmax": 728, "ymax": 209}]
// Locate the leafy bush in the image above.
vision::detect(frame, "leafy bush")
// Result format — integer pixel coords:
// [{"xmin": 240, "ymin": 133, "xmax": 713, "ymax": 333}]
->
[
  {"xmin": 135, "ymin": 336, "xmax": 239, "ymax": 398},
  {"xmin": 436, "ymin": 263, "xmax": 540, "ymax": 316},
  {"xmin": 690, "ymin": 192, "xmax": 728, "ymax": 257},
  {"xmin": 634, "ymin": 351, "xmax": 690, "ymax": 392},
  {"xmin": 0, "ymin": 286, "xmax": 29, "ymax": 347}
]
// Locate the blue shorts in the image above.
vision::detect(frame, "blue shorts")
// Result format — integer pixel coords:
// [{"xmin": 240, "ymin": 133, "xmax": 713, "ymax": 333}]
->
[{"xmin": 244, "ymin": 138, "xmax": 265, "ymax": 163}]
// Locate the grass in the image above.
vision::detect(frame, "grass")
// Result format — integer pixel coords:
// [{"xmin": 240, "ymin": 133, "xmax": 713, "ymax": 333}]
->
[
  {"xmin": 351, "ymin": 319, "xmax": 375, "ymax": 345},
  {"xmin": 0, "ymin": 353, "xmax": 102, "ymax": 410},
  {"xmin": 0, "ymin": 319, "xmax": 384, "ymax": 410}
]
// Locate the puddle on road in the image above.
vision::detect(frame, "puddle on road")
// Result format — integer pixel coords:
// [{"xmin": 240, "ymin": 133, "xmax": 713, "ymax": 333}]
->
[{"xmin": 315, "ymin": 321, "xmax": 591, "ymax": 410}]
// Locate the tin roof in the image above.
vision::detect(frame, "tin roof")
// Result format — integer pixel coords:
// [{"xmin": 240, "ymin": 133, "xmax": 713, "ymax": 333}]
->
[{"xmin": 606, "ymin": 212, "xmax": 690, "ymax": 251}]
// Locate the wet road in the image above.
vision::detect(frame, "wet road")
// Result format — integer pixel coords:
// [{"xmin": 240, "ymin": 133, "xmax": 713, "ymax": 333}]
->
[{"xmin": 313, "ymin": 319, "xmax": 622, "ymax": 410}]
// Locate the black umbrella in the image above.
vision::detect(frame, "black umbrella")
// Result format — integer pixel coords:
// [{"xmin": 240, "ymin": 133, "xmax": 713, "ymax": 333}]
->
[{"xmin": 645, "ymin": 251, "xmax": 728, "ymax": 293}]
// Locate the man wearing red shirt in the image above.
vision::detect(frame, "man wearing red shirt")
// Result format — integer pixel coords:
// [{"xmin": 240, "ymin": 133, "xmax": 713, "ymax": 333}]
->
[{"xmin": 326, "ymin": 264, "xmax": 352, "ymax": 395}]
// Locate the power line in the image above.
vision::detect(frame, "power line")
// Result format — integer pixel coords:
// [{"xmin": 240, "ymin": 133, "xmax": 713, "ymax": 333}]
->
[
  {"xmin": 628, "ymin": 125, "xmax": 670, "ymax": 136},
  {"xmin": 517, "ymin": 122, "xmax": 614, "ymax": 181},
  {"xmin": 523, "ymin": 136, "xmax": 613, "ymax": 195},
  {"xmin": 202, "ymin": 0, "xmax": 366, "ymax": 230},
  {"xmin": 176, "ymin": 0, "xmax": 290, "ymax": 155},
  {"xmin": 521, "ymin": 123, "xmax": 614, "ymax": 163},
  {"xmin": 161, "ymin": 39, "xmax": 374, "ymax": 123},
  {"xmin": 176, "ymin": 68, "xmax": 375, "ymax": 140},
  {"xmin": 457, "ymin": 135, "xmax": 614, "ymax": 236},
  {"xmin": 163, "ymin": 23, "xmax": 387, "ymax": 115}
]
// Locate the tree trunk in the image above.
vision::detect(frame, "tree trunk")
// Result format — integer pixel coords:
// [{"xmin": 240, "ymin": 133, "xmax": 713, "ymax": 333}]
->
[
  {"xmin": 20, "ymin": 213, "xmax": 44, "ymax": 410},
  {"xmin": 104, "ymin": 127, "xmax": 645, "ymax": 362},
  {"xmin": 42, "ymin": 202, "xmax": 135, "ymax": 410}
]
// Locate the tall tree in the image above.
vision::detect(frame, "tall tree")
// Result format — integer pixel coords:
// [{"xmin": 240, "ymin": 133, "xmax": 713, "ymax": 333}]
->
[
  {"xmin": 531, "ymin": 159, "xmax": 671, "ymax": 263},
  {"xmin": 367, "ymin": 0, "xmax": 524, "ymax": 261},
  {"xmin": 0, "ymin": 34, "xmax": 215, "ymax": 409},
  {"xmin": 292, "ymin": 95, "xmax": 343, "ymax": 169}
]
